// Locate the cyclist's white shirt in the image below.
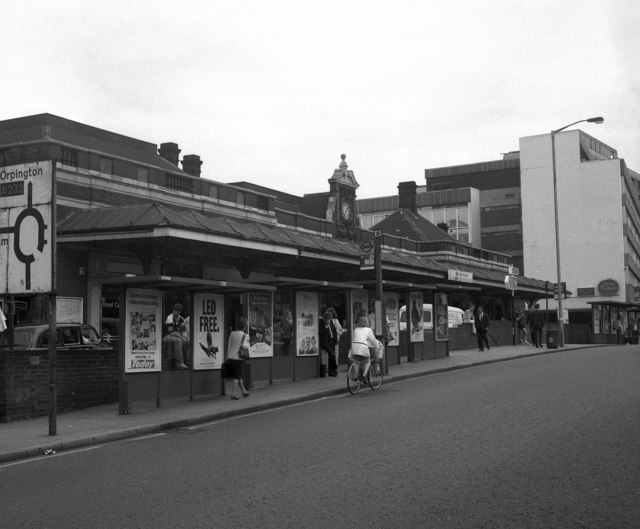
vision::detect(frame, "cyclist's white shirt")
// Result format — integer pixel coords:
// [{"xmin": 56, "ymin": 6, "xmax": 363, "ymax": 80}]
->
[{"xmin": 351, "ymin": 326, "xmax": 378, "ymax": 357}]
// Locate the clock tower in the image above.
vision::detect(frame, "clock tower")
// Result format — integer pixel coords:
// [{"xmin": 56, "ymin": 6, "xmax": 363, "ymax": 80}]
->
[{"xmin": 326, "ymin": 154, "xmax": 359, "ymax": 240}]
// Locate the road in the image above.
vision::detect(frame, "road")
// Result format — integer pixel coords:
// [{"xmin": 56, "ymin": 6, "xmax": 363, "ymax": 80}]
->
[{"xmin": 1, "ymin": 346, "xmax": 639, "ymax": 528}]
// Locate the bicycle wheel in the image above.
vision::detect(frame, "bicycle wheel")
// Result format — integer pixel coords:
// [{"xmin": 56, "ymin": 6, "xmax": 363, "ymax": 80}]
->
[
  {"xmin": 367, "ymin": 360, "xmax": 383, "ymax": 390},
  {"xmin": 347, "ymin": 362, "xmax": 362, "ymax": 395}
]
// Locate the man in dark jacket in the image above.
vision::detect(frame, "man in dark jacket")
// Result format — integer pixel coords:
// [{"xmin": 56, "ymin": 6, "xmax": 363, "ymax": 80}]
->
[
  {"xmin": 474, "ymin": 305, "xmax": 490, "ymax": 351},
  {"xmin": 319, "ymin": 311, "xmax": 338, "ymax": 377},
  {"xmin": 529, "ymin": 304, "xmax": 545, "ymax": 348}
]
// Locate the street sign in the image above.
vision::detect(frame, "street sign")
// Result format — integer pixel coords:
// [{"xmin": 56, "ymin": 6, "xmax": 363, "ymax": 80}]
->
[
  {"xmin": 508, "ymin": 265, "xmax": 519, "ymax": 276},
  {"xmin": 504, "ymin": 275, "xmax": 517, "ymax": 290},
  {"xmin": 0, "ymin": 161, "xmax": 54, "ymax": 294},
  {"xmin": 360, "ymin": 254, "xmax": 375, "ymax": 270},
  {"xmin": 553, "ymin": 282, "xmax": 567, "ymax": 294}
]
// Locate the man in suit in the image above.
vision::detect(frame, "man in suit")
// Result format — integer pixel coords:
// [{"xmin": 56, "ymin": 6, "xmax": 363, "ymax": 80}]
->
[
  {"xmin": 474, "ymin": 305, "xmax": 490, "ymax": 351},
  {"xmin": 319, "ymin": 311, "xmax": 338, "ymax": 377},
  {"xmin": 529, "ymin": 303, "xmax": 545, "ymax": 348}
]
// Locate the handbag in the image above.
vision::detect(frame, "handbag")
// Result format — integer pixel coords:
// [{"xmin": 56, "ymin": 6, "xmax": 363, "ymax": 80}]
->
[
  {"xmin": 238, "ymin": 332, "xmax": 250, "ymax": 360},
  {"xmin": 221, "ymin": 359, "xmax": 234, "ymax": 378}
]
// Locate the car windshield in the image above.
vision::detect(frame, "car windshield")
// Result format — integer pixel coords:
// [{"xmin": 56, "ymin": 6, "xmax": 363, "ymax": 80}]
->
[{"xmin": 0, "ymin": 329, "xmax": 34, "ymax": 347}]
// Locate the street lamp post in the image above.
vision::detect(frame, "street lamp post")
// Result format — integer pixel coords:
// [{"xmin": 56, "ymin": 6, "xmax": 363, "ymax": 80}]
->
[{"xmin": 551, "ymin": 116, "xmax": 604, "ymax": 347}]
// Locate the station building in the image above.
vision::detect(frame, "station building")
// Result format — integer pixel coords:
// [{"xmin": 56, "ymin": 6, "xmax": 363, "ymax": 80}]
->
[{"xmin": 0, "ymin": 113, "xmax": 550, "ymax": 419}]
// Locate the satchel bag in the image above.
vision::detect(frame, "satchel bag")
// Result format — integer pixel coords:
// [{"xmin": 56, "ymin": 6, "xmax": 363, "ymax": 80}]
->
[{"xmin": 238, "ymin": 332, "xmax": 250, "ymax": 360}]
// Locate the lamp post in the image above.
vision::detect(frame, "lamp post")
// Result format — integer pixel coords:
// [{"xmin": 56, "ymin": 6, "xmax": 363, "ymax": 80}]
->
[{"xmin": 551, "ymin": 116, "xmax": 604, "ymax": 347}]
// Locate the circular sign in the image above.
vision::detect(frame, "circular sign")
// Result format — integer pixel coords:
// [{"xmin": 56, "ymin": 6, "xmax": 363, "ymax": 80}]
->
[
  {"xmin": 597, "ymin": 279, "xmax": 619, "ymax": 296},
  {"xmin": 360, "ymin": 240, "xmax": 373, "ymax": 254}
]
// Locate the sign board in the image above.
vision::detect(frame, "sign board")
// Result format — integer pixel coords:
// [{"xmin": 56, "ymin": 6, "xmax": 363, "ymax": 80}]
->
[
  {"xmin": 57, "ymin": 297, "xmax": 83, "ymax": 324},
  {"xmin": 125, "ymin": 288, "xmax": 162, "ymax": 372},
  {"xmin": 193, "ymin": 294, "xmax": 224, "ymax": 370},
  {"xmin": 504, "ymin": 275, "xmax": 518, "ymax": 291},
  {"xmin": 508, "ymin": 266, "xmax": 519, "ymax": 276},
  {"xmin": 360, "ymin": 253, "xmax": 375, "ymax": 270},
  {"xmin": 448, "ymin": 269, "xmax": 473, "ymax": 283},
  {"xmin": 0, "ymin": 162, "xmax": 54, "ymax": 294},
  {"xmin": 434, "ymin": 293, "xmax": 448, "ymax": 341}
]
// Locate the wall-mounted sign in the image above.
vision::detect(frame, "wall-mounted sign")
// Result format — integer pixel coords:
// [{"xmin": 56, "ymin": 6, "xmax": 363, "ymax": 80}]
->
[
  {"xmin": 448, "ymin": 269, "xmax": 473, "ymax": 283},
  {"xmin": 597, "ymin": 279, "xmax": 619, "ymax": 296}
]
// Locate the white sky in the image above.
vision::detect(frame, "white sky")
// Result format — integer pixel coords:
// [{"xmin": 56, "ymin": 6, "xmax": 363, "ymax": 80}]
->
[{"xmin": 3, "ymin": 0, "xmax": 639, "ymax": 199}]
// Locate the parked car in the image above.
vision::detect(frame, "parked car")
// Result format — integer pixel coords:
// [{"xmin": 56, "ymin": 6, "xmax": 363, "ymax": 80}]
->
[
  {"xmin": 0, "ymin": 323, "xmax": 109, "ymax": 349},
  {"xmin": 398, "ymin": 304, "xmax": 465, "ymax": 332}
]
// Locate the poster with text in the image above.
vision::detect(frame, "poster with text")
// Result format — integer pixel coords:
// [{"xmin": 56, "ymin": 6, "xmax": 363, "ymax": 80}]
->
[
  {"xmin": 351, "ymin": 289, "xmax": 369, "ymax": 331},
  {"xmin": 434, "ymin": 292, "xmax": 449, "ymax": 341},
  {"xmin": 296, "ymin": 291, "xmax": 318, "ymax": 355},
  {"xmin": 384, "ymin": 292, "xmax": 399, "ymax": 346},
  {"xmin": 409, "ymin": 291, "xmax": 424, "ymax": 343},
  {"xmin": 248, "ymin": 292, "xmax": 273, "ymax": 357},
  {"xmin": 193, "ymin": 293, "xmax": 224, "ymax": 370},
  {"xmin": 125, "ymin": 288, "xmax": 162, "ymax": 372}
]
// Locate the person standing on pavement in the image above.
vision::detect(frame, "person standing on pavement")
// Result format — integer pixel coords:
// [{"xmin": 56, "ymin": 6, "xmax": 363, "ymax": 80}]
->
[
  {"xmin": 516, "ymin": 309, "xmax": 531, "ymax": 345},
  {"xmin": 328, "ymin": 307, "xmax": 344, "ymax": 369},
  {"xmin": 529, "ymin": 303, "xmax": 545, "ymax": 348},
  {"xmin": 474, "ymin": 306, "xmax": 490, "ymax": 351},
  {"xmin": 319, "ymin": 311, "xmax": 338, "ymax": 377}
]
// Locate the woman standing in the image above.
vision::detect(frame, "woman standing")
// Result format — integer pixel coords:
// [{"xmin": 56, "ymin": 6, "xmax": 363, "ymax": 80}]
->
[{"xmin": 226, "ymin": 317, "xmax": 251, "ymax": 400}]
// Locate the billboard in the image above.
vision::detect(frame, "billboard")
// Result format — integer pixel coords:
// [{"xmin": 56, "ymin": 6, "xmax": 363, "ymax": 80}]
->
[{"xmin": 0, "ymin": 161, "xmax": 54, "ymax": 294}]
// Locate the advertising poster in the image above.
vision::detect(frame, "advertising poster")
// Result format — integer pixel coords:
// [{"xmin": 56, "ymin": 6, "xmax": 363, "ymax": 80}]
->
[
  {"xmin": 384, "ymin": 292, "xmax": 399, "ymax": 346},
  {"xmin": 434, "ymin": 292, "xmax": 449, "ymax": 341},
  {"xmin": 409, "ymin": 291, "xmax": 424, "ymax": 343},
  {"xmin": 193, "ymin": 293, "xmax": 224, "ymax": 370},
  {"xmin": 248, "ymin": 292, "xmax": 273, "ymax": 357},
  {"xmin": 125, "ymin": 288, "xmax": 162, "ymax": 372},
  {"xmin": 351, "ymin": 289, "xmax": 368, "ymax": 329},
  {"xmin": 296, "ymin": 291, "xmax": 318, "ymax": 356}
]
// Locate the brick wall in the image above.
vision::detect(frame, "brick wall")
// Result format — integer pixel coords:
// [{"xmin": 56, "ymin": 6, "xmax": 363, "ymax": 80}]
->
[{"xmin": 0, "ymin": 346, "xmax": 119, "ymax": 422}]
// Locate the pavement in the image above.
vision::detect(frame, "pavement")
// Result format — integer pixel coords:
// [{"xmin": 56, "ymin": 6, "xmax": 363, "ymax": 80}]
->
[{"xmin": 0, "ymin": 342, "xmax": 602, "ymax": 464}]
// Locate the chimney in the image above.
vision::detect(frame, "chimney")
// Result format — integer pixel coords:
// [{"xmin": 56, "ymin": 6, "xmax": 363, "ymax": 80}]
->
[
  {"xmin": 158, "ymin": 142, "xmax": 181, "ymax": 166},
  {"xmin": 398, "ymin": 181, "xmax": 417, "ymax": 214},
  {"xmin": 182, "ymin": 154, "xmax": 202, "ymax": 177}
]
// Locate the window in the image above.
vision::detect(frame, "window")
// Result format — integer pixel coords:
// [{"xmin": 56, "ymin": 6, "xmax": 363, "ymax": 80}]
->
[
  {"xmin": 61, "ymin": 148, "xmax": 78, "ymax": 167},
  {"xmin": 100, "ymin": 157, "xmax": 113, "ymax": 175},
  {"xmin": 137, "ymin": 166, "xmax": 149, "ymax": 182},
  {"xmin": 257, "ymin": 195, "xmax": 269, "ymax": 211}
]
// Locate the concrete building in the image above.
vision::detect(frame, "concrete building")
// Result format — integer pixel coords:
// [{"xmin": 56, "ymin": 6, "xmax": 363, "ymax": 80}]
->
[{"xmin": 520, "ymin": 129, "xmax": 640, "ymax": 328}]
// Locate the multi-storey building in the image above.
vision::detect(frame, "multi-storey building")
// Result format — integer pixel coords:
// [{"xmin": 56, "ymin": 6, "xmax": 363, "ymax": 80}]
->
[{"xmin": 520, "ymin": 129, "xmax": 640, "ymax": 328}]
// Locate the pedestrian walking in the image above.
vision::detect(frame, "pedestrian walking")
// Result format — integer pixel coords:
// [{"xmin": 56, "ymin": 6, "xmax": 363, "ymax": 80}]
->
[
  {"xmin": 474, "ymin": 305, "xmax": 490, "ymax": 351},
  {"xmin": 529, "ymin": 303, "xmax": 545, "ymax": 348}
]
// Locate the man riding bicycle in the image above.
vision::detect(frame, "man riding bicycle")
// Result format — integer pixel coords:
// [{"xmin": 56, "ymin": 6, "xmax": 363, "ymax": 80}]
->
[{"xmin": 350, "ymin": 316, "xmax": 382, "ymax": 380}]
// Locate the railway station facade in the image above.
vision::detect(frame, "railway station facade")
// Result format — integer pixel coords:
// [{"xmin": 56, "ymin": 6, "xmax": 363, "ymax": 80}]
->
[{"xmin": 0, "ymin": 114, "xmax": 551, "ymax": 417}]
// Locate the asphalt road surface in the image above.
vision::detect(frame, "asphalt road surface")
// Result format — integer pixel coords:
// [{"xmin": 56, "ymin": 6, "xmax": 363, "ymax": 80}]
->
[{"xmin": 1, "ymin": 346, "xmax": 639, "ymax": 528}]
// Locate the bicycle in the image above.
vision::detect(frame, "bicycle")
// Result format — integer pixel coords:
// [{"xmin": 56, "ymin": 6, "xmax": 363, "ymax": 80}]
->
[{"xmin": 347, "ymin": 353, "xmax": 383, "ymax": 395}]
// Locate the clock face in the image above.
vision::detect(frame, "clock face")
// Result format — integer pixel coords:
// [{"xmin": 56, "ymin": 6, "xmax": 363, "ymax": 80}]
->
[{"xmin": 341, "ymin": 200, "xmax": 352, "ymax": 221}]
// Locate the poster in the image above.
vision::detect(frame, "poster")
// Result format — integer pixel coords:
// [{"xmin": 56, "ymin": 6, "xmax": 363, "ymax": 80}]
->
[
  {"xmin": 248, "ymin": 292, "xmax": 273, "ymax": 357},
  {"xmin": 193, "ymin": 293, "xmax": 224, "ymax": 370},
  {"xmin": 351, "ymin": 289, "xmax": 368, "ymax": 329},
  {"xmin": 434, "ymin": 292, "xmax": 449, "ymax": 341},
  {"xmin": 296, "ymin": 291, "xmax": 318, "ymax": 356},
  {"xmin": 384, "ymin": 292, "xmax": 399, "ymax": 346},
  {"xmin": 409, "ymin": 291, "xmax": 424, "ymax": 343},
  {"xmin": 125, "ymin": 288, "xmax": 162, "ymax": 372}
]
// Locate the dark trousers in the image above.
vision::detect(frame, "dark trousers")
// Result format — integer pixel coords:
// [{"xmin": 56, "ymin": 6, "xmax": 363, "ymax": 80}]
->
[
  {"xmin": 531, "ymin": 327, "xmax": 542, "ymax": 347},
  {"xmin": 476, "ymin": 329, "xmax": 489, "ymax": 350}
]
